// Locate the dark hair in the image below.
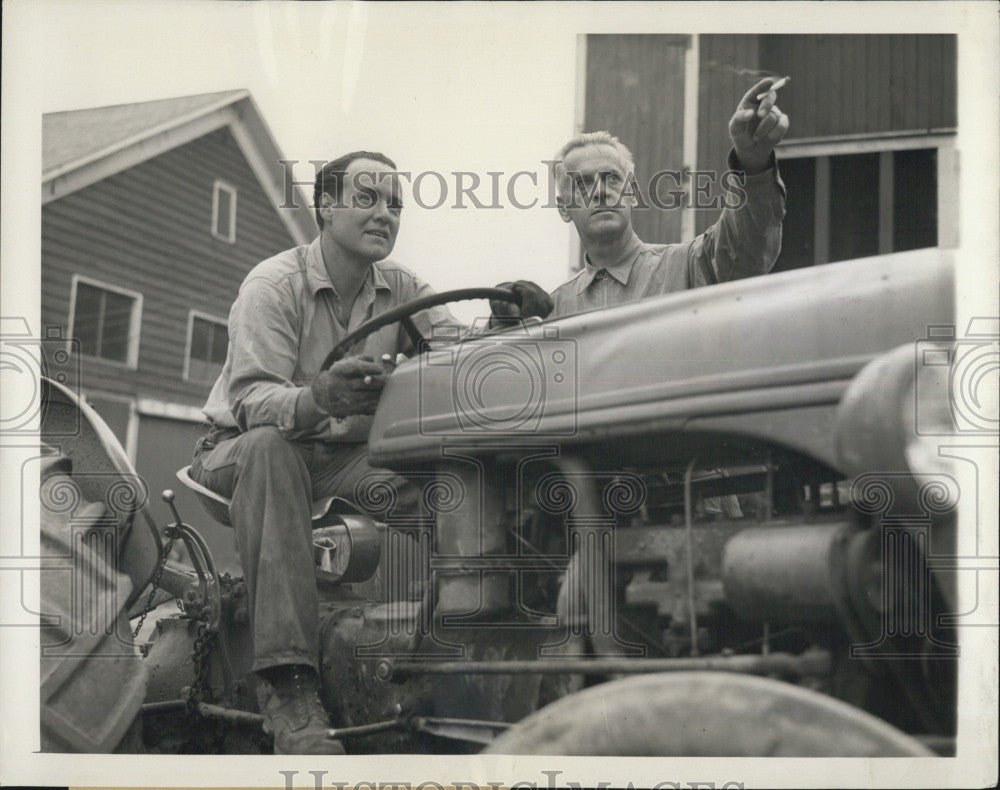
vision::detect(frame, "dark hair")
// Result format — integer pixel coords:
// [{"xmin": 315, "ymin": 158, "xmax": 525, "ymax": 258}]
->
[{"xmin": 313, "ymin": 151, "xmax": 397, "ymax": 229}]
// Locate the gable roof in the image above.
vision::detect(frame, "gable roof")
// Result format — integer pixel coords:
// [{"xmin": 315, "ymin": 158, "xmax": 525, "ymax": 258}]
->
[{"xmin": 42, "ymin": 90, "xmax": 316, "ymax": 244}]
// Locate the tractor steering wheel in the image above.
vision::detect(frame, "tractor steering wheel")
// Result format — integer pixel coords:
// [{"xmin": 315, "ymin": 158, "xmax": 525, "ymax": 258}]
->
[{"xmin": 320, "ymin": 287, "xmax": 520, "ymax": 371}]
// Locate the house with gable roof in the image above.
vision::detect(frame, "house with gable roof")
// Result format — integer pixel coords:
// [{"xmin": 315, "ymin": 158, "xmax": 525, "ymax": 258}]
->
[{"xmin": 41, "ymin": 89, "xmax": 316, "ymax": 554}]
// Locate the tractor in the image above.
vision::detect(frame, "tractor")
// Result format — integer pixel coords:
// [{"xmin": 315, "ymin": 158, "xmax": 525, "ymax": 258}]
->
[{"xmin": 39, "ymin": 247, "xmax": 961, "ymax": 756}]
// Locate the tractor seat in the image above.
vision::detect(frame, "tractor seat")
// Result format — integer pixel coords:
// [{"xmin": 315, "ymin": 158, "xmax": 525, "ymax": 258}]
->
[{"xmin": 176, "ymin": 465, "xmax": 345, "ymax": 527}]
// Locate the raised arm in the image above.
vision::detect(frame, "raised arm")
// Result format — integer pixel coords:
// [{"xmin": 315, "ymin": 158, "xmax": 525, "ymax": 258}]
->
[{"xmin": 686, "ymin": 77, "xmax": 790, "ymax": 285}]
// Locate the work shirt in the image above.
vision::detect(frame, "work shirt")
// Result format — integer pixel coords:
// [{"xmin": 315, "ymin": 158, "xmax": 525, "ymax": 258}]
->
[
  {"xmin": 551, "ymin": 151, "xmax": 786, "ymax": 318},
  {"xmin": 202, "ymin": 237, "xmax": 457, "ymax": 443}
]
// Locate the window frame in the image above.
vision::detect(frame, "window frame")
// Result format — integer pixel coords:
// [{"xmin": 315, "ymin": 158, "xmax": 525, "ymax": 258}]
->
[
  {"xmin": 80, "ymin": 388, "xmax": 138, "ymax": 462},
  {"xmin": 183, "ymin": 309, "xmax": 229, "ymax": 383},
  {"xmin": 211, "ymin": 179, "xmax": 238, "ymax": 244},
  {"xmin": 775, "ymin": 131, "xmax": 958, "ymax": 265},
  {"xmin": 67, "ymin": 274, "xmax": 143, "ymax": 369}
]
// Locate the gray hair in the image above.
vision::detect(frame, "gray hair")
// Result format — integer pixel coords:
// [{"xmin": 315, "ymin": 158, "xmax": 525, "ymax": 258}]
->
[{"xmin": 552, "ymin": 131, "xmax": 635, "ymax": 197}]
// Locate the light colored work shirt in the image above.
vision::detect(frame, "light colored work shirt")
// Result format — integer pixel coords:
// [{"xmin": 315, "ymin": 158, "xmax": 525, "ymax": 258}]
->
[
  {"xmin": 551, "ymin": 152, "xmax": 786, "ymax": 318},
  {"xmin": 202, "ymin": 237, "xmax": 457, "ymax": 443}
]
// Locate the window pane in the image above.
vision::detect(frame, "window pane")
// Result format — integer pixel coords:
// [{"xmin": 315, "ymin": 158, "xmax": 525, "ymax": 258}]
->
[
  {"xmin": 209, "ymin": 323, "xmax": 229, "ymax": 364},
  {"xmin": 772, "ymin": 157, "xmax": 816, "ymax": 272},
  {"xmin": 215, "ymin": 187, "xmax": 233, "ymax": 238},
  {"xmin": 189, "ymin": 317, "xmax": 227, "ymax": 381},
  {"xmin": 190, "ymin": 318, "xmax": 210, "ymax": 360},
  {"xmin": 188, "ymin": 358, "xmax": 223, "ymax": 382},
  {"xmin": 73, "ymin": 282, "xmax": 102, "ymax": 357},
  {"xmin": 829, "ymin": 153, "xmax": 879, "ymax": 262},
  {"xmin": 85, "ymin": 395, "xmax": 131, "ymax": 448},
  {"xmin": 894, "ymin": 148, "xmax": 937, "ymax": 251},
  {"xmin": 100, "ymin": 290, "xmax": 133, "ymax": 362}
]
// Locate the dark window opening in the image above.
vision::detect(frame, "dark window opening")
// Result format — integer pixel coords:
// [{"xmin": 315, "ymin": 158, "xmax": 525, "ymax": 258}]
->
[
  {"xmin": 188, "ymin": 316, "xmax": 228, "ymax": 382},
  {"xmin": 73, "ymin": 281, "xmax": 137, "ymax": 364},
  {"xmin": 774, "ymin": 147, "xmax": 939, "ymax": 271},
  {"xmin": 894, "ymin": 148, "xmax": 938, "ymax": 252}
]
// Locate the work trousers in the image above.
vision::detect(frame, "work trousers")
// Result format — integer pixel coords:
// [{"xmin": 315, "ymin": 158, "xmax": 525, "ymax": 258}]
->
[{"xmin": 190, "ymin": 426, "xmax": 419, "ymax": 673}]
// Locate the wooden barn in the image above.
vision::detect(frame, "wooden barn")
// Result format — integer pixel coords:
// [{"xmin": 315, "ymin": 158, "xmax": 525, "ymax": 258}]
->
[
  {"xmin": 575, "ymin": 34, "xmax": 958, "ymax": 272},
  {"xmin": 41, "ymin": 89, "xmax": 316, "ymax": 563}
]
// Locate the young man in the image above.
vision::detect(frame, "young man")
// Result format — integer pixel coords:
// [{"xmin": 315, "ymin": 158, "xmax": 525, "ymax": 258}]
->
[{"xmin": 191, "ymin": 151, "xmax": 551, "ymax": 754}]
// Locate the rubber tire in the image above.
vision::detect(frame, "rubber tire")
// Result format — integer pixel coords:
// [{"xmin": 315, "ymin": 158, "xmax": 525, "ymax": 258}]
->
[{"xmin": 483, "ymin": 671, "xmax": 933, "ymax": 756}]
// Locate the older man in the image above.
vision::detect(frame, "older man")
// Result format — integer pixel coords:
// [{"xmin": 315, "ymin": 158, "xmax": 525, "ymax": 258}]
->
[
  {"xmin": 495, "ymin": 77, "xmax": 788, "ymax": 518},
  {"xmin": 192, "ymin": 151, "xmax": 550, "ymax": 754},
  {"xmin": 495, "ymin": 77, "xmax": 788, "ymax": 322}
]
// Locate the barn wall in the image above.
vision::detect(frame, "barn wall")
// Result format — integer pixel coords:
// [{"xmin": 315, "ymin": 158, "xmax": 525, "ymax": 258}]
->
[
  {"xmin": 758, "ymin": 35, "xmax": 957, "ymax": 140},
  {"xmin": 584, "ymin": 34, "xmax": 690, "ymax": 246}
]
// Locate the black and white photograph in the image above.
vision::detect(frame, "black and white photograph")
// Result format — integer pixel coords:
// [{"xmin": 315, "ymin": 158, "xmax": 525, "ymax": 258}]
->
[{"xmin": 1, "ymin": 2, "xmax": 997, "ymax": 788}]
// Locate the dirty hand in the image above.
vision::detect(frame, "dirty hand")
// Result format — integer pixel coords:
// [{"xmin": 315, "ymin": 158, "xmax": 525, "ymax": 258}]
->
[
  {"xmin": 310, "ymin": 356, "xmax": 387, "ymax": 418},
  {"xmin": 729, "ymin": 77, "xmax": 790, "ymax": 176},
  {"xmin": 489, "ymin": 281, "xmax": 554, "ymax": 321}
]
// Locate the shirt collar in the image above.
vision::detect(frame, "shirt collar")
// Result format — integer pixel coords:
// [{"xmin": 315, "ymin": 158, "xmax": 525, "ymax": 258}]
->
[
  {"xmin": 576, "ymin": 232, "xmax": 643, "ymax": 293},
  {"xmin": 305, "ymin": 237, "xmax": 333, "ymax": 296},
  {"xmin": 305, "ymin": 237, "xmax": 394, "ymax": 297}
]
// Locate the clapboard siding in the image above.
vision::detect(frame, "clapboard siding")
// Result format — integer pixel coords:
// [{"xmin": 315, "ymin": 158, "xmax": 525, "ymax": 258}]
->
[
  {"xmin": 757, "ymin": 35, "xmax": 957, "ymax": 139},
  {"xmin": 42, "ymin": 126, "xmax": 302, "ymax": 405},
  {"xmin": 584, "ymin": 34, "xmax": 689, "ymax": 245}
]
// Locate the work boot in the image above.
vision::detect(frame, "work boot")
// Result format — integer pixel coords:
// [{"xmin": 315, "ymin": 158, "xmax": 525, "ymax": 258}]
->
[{"xmin": 257, "ymin": 665, "xmax": 345, "ymax": 755}]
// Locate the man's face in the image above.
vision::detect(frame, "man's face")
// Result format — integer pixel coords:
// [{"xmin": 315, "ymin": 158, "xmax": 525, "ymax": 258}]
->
[
  {"xmin": 322, "ymin": 158, "xmax": 402, "ymax": 264},
  {"xmin": 557, "ymin": 144, "xmax": 634, "ymax": 245}
]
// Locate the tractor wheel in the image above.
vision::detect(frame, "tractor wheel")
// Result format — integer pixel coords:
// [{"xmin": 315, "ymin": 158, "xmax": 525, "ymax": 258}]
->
[{"xmin": 483, "ymin": 671, "xmax": 933, "ymax": 756}]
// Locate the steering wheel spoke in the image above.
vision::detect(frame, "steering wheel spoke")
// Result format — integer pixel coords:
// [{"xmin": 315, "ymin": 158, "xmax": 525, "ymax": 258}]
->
[{"xmin": 399, "ymin": 315, "xmax": 424, "ymax": 352}]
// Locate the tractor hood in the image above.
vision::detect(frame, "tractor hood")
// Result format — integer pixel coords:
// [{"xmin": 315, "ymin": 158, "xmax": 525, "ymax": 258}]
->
[{"xmin": 368, "ymin": 249, "xmax": 953, "ymax": 469}]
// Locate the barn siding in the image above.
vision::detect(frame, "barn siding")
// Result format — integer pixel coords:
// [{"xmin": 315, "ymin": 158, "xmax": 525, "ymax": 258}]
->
[
  {"xmin": 695, "ymin": 35, "xmax": 761, "ymax": 234},
  {"xmin": 41, "ymin": 126, "xmax": 303, "ymax": 405},
  {"xmin": 584, "ymin": 34, "xmax": 689, "ymax": 246},
  {"xmin": 757, "ymin": 35, "xmax": 957, "ymax": 140},
  {"xmin": 691, "ymin": 34, "xmax": 956, "ymax": 234}
]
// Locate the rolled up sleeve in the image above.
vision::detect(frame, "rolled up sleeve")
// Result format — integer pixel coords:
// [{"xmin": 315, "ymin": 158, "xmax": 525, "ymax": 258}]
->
[
  {"xmin": 227, "ymin": 277, "xmax": 305, "ymax": 434},
  {"xmin": 689, "ymin": 149, "xmax": 786, "ymax": 286}
]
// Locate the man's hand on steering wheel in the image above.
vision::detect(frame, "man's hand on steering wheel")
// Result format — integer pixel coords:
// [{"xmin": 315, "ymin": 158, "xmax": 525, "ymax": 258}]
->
[
  {"xmin": 311, "ymin": 356, "xmax": 388, "ymax": 418},
  {"xmin": 489, "ymin": 280, "xmax": 554, "ymax": 322}
]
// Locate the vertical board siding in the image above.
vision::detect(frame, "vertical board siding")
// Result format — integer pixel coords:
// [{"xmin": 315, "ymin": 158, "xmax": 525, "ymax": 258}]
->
[
  {"xmin": 585, "ymin": 35, "xmax": 689, "ymax": 245},
  {"xmin": 758, "ymin": 35, "xmax": 957, "ymax": 139},
  {"xmin": 695, "ymin": 35, "xmax": 761, "ymax": 234},
  {"xmin": 41, "ymin": 126, "xmax": 301, "ymax": 404}
]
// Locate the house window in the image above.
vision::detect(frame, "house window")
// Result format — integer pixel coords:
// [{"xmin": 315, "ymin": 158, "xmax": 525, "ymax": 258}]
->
[
  {"xmin": 82, "ymin": 391, "xmax": 138, "ymax": 461},
  {"xmin": 185, "ymin": 312, "xmax": 229, "ymax": 383},
  {"xmin": 774, "ymin": 144, "xmax": 943, "ymax": 272},
  {"xmin": 212, "ymin": 180, "xmax": 237, "ymax": 243},
  {"xmin": 69, "ymin": 276, "xmax": 142, "ymax": 367}
]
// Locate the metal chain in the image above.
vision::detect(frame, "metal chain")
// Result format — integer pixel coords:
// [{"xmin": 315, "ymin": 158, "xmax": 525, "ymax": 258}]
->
[
  {"xmin": 131, "ymin": 535, "xmax": 176, "ymax": 640},
  {"xmin": 185, "ymin": 619, "xmax": 216, "ymax": 716}
]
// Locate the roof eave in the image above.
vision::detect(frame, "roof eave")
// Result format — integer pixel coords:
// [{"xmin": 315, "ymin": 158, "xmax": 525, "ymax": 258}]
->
[{"xmin": 42, "ymin": 91, "xmax": 317, "ymax": 246}]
